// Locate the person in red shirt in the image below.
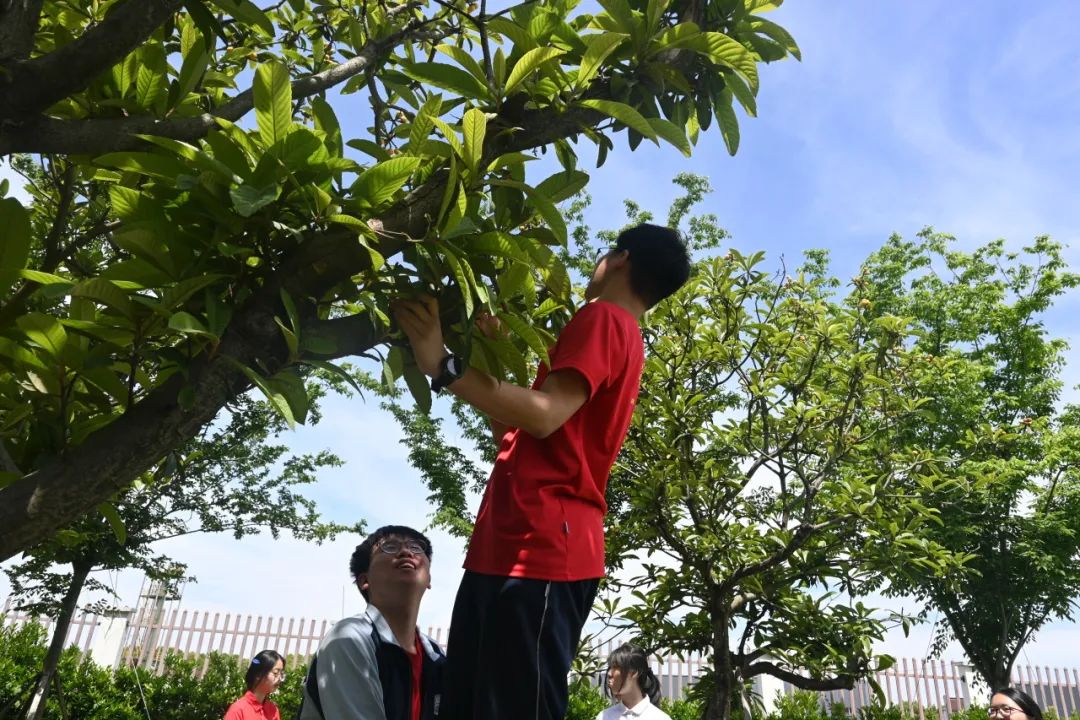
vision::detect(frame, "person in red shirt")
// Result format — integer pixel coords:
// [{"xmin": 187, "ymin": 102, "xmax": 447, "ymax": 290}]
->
[
  {"xmin": 393, "ymin": 223, "xmax": 691, "ymax": 720},
  {"xmin": 224, "ymin": 649, "xmax": 285, "ymax": 720}
]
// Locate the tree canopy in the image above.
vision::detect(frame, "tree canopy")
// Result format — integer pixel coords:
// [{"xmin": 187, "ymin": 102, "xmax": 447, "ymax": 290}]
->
[
  {"xmin": 0, "ymin": 0, "xmax": 800, "ymax": 559},
  {"xmin": 863, "ymin": 231, "xmax": 1080, "ymax": 689}
]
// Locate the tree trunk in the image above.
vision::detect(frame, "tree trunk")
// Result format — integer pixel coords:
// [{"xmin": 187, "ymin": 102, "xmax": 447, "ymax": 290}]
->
[
  {"xmin": 24, "ymin": 559, "xmax": 91, "ymax": 720},
  {"xmin": 706, "ymin": 614, "xmax": 733, "ymax": 720},
  {"xmin": 984, "ymin": 659, "xmax": 1012, "ymax": 695}
]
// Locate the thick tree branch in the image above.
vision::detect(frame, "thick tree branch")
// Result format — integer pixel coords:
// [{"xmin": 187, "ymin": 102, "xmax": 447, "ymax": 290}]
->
[
  {"xmin": 0, "ymin": 0, "xmax": 44, "ymax": 62},
  {"xmin": 0, "ymin": 276, "xmax": 384, "ymax": 561},
  {"xmin": 0, "ymin": 19, "xmax": 449, "ymax": 155},
  {"xmin": 745, "ymin": 660, "xmax": 857, "ymax": 691},
  {"xmin": 0, "ymin": 0, "xmax": 185, "ymax": 121},
  {"xmin": 722, "ymin": 523, "xmax": 816, "ymax": 592}
]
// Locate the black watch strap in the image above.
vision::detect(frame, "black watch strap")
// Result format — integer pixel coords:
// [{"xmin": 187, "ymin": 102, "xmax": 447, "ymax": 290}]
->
[{"xmin": 431, "ymin": 354, "xmax": 465, "ymax": 393}]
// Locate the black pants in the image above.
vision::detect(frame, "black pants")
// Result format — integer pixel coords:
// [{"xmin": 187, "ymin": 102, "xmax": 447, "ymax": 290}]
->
[{"xmin": 441, "ymin": 571, "xmax": 599, "ymax": 720}]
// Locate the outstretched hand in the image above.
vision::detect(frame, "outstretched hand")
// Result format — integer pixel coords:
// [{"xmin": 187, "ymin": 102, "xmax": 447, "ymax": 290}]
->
[{"xmin": 391, "ymin": 295, "xmax": 445, "ymax": 377}]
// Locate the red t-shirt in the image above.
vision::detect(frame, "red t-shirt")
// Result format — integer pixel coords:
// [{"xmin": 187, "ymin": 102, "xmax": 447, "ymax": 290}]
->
[
  {"xmin": 223, "ymin": 691, "xmax": 280, "ymax": 720},
  {"xmin": 464, "ymin": 301, "xmax": 644, "ymax": 581},
  {"xmin": 410, "ymin": 635, "xmax": 423, "ymax": 720}
]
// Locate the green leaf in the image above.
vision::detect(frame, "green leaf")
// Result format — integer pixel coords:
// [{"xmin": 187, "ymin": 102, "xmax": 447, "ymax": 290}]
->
[
  {"xmin": 577, "ymin": 99, "xmax": 658, "ymax": 143},
  {"xmin": 112, "ymin": 50, "xmax": 138, "ymax": 99},
  {"xmin": 346, "ymin": 138, "xmax": 391, "ymax": 162},
  {"xmin": 175, "ymin": 35, "xmax": 209, "ymax": 104},
  {"xmin": 403, "ymin": 361, "xmax": 432, "ymax": 414},
  {"xmin": 303, "ymin": 359, "xmax": 366, "ymax": 396},
  {"xmin": 254, "ymin": 62, "xmax": 293, "ymax": 148},
  {"xmin": 649, "ymin": 21, "xmax": 701, "ymax": 53},
  {"xmin": 137, "ymin": 134, "xmax": 239, "ymax": 182},
  {"xmin": 311, "ymin": 97, "xmax": 343, "ymax": 156},
  {"xmin": 80, "ymin": 366, "xmax": 129, "ymax": 402},
  {"xmin": 490, "ymin": 179, "xmax": 567, "ymax": 245},
  {"xmin": 0, "ymin": 198, "xmax": 31, "ymax": 296},
  {"xmin": 504, "ymin": 47, "xmax": 565, "ymax": 96},
  {"xmin": 751, "ymin": 16, "xmax": 801, "ymax": 60},
  {"xmin": 158, "ymin": 275, "xmax": 226, "ymax": 313},
  {"xmin": 409, "ymin": 94, "xmax": 442, "ymax": 153},
  {"xmin": 716, "ymin": 87, "xmax": 740, "ymax": 155},
  {"xmin": 535, "ymin": 170, "xmax": 589, "ymax": 203},
  {"xmin": 71, "ymin": 278, "xmax": 136, "ymax": 318},
  {"xmin": 462, "ymin": 108, "xmax": 487, "ymax": 178},
  {"xmin": 353, "ymin": 156, "xmax": 422, "ymax": 210},
  {"xmin": 168, "ymin": 311, "xmax": 216, "ymax": 337},
  {"xmin": 431, "ymin": 118, "xmax": 464, "ymax": 159},
  {"xmin": 97, "ymin": 504, "xmax": 127, "ymax": 545},
  {"xmin": 17, "ymin": 269, "xmax": 71, "ymax": 286},
  {"xmin": 230, "ymin": 183, "xmax": 280, "ymax": 217},
  {"xmin": 441, "ymin": 245, "xmax": 474, "ymax": 318},
  {"xmin": 687, "ymin": 32, "xmax": 759, "ymax": 92},
  {"xmin": 328, "ymin": 214, "xmax": 376, "ymax": 236},
  {"xmin": 499, "ymin": 261, "xmax": 535, "ymax": 299},
  {"xmin": 468, "ymin": 232, "xmax": 532, "ymax": 262},
  {"xmin": 402, "ymin": 62, "xmax": 490, "ymax": 100},
  {"xmin": 135, "ymin": 44, "xmax": 167, "ymax": 110},
  {"xmin": 95, "ymin": 151, "xmax": 191, "ymax": 182},
  {"xmin": 229, "ymin": 359, "xmax": 297, "ymax": 427},
  {"xmin": 725, "ymin": 71, "xmax": 757, "ymax": 117},
  {"xmin": 499, "ymin": 312, "xmax": 550, "ymax": 367},
  {"xmin": 647, "ymin": 117, "xmax": 692, "ymax": 157},
  {"xmin": 576, "ymin": 34, "xmax": 627, "ymax": 91},
  {"xmin": 207, "ymin": 0, "xmax": 274, "ymax": 35},
  {"xmin": 487, "ymin": 17, "xmax": 536, "ymax": 50},
  {"xmin": 17, "ymin": 313, "xmax": 68, "ymax": 358},
  {"xmin": 108, "ymin": 185, "xmax": 144, "ymax": 220},
  {"xmin": 437, "ymin": 44, "xmax": 489, "ymax": 88}
]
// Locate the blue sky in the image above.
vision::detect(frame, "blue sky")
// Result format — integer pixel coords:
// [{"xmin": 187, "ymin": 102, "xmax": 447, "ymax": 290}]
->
[{"xmin": 4, "ymin": 0, "xmax": 1080, "ymax": 669}]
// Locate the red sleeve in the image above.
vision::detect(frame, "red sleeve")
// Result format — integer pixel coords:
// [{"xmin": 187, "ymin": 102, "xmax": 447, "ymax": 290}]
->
[{"xmin": 548, "ymin": 303, "xmax": 624, "ymax": 399}]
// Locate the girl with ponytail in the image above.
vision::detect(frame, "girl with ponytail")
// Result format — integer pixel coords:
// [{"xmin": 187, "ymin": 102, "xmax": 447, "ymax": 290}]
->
[{"xmin": 597, "ymin": 644, "xmax": 671, "ymax": 720}]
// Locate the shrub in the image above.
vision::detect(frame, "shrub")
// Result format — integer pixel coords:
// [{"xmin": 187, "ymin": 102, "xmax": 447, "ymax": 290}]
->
[
  {"xmin": 768, "ymin": 690, "xmax": 831, "ymax": 720},
  {"xmin": 567, "ymin": 678, "xmax": 610, "ymax": 720},
  {"xmin": 664, "ymin": 696, "xmax": 705, "ymax": 720}
]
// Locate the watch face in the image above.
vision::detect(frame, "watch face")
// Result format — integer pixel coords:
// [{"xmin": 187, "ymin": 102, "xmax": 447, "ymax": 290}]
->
[{"xmin": 448, "ymin": 356, "xmax": 463, "ymax": 376}]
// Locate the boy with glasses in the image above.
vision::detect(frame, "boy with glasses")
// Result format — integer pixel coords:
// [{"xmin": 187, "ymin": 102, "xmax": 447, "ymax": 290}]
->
[
  {"xmin": 298, "ymin": 525, "xmax": 444, "ymax": 720},
  {"xmin": 393, "ymin": 223, "xmax": 691, "ymax": 720}
]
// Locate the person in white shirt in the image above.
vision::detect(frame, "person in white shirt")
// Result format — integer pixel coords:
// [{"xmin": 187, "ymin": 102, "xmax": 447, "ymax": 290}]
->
[{"xmin": 596, "ymin": 644, "xmax": 672, "ymax": 720}]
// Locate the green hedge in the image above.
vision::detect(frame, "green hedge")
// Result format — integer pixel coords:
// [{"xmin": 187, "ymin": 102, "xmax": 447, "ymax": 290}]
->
[
  {"xmin": 10, "ymin": 624, "xmax": 1063, "ymax": 720},
  {"xmin": 0, "ymin": 621, "xmax": 307, "ymax": 720}
]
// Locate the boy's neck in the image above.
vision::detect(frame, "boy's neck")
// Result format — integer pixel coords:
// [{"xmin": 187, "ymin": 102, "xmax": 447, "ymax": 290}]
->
[{"xmin": 373, "ymin": 599, "xmax": 420, "ymax": 650}]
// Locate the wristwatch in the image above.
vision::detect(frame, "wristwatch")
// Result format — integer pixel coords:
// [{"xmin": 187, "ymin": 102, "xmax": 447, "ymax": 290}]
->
[{"xmin": 431, "ymin": 353, "xmax": 466, "ymax": 393}]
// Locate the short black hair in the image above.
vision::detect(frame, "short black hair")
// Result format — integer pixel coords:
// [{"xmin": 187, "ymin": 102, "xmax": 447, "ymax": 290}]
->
[
  {"xmin": 245, "ymin": 649, "xmax": 284, "ymax": 691},
  {"xmin": 349, "ymin": 525, "xmax": 433, "ymax": 601},
  {"xmin": 614, "ymin": 223, "xmax": 691, "ymax": 308},
  {"xmin": 993, "ymin": 688, "xmax": 1043, "ymax": 720}
]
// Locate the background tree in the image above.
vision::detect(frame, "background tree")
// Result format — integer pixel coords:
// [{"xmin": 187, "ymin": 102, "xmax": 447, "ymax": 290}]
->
[
  {"xmin": 5, "ymin": 386, "xmax": 355, "ymax": 719},
  {"xmin": 861, "ymin": 231, "xmax": 1080, "ymax": 689},
  {"xmin": 0, "ymin": 0, "xmax": 802, "ymax": 559}
]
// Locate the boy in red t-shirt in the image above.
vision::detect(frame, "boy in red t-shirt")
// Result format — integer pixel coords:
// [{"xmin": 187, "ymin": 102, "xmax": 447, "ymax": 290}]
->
[{"xmin": 393, "ymin": 223, "xmax": 691, "ymax": 720}]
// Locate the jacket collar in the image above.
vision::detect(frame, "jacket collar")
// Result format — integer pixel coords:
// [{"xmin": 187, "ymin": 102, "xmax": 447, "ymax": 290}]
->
[{"xmin": 363, "ymin": 605, "xmax": 442, "ymax": 661}]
